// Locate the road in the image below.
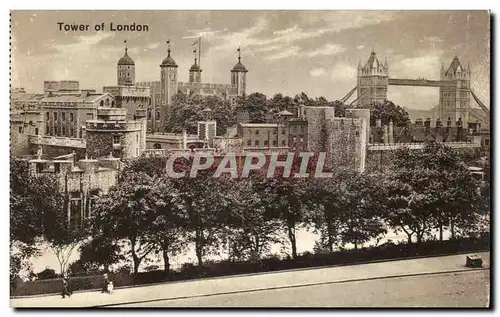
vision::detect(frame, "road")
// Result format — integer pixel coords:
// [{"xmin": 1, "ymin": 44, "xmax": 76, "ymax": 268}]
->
[
  {"xmin": 115, "ymin": 270, "xmax": 490, "ymax": 307},
  {"xmin": 11, "ymin": 252, "xmax": 490, "ymax": 308}
]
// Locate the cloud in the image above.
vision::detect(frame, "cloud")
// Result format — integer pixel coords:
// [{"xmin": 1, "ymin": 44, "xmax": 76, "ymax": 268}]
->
[
  {"xmin": 273, "ymin": 25, "xmax": 299, "ymax": 35},
  {"xmin": 310, "ymin": 68, "xmax": 326, "ymax": 77},
  {"xmin": 145, "ymin": 42, "xmax": 159, "ymax": 50},
  {"xmin": 390, "ymin": 51, "xmax": 444, "ymax": 79},
  {"xmin": 200, "ymin": 13, "xmax": 395, "ymax": 61},
  {"xmin": 357, "ymin": 45, "xmax": 364, "ymax": 50},
  {"xmin": 330, "ymin": 63, "xmax": 357, "ymax": 82},
  {"xmin": 183, "ymin": 28, "xmax": 221, "ymax": 40},
  {"xmin": 251, "ymin": 44, "xmax": 283, "ymax": 53},
  {"xmin": 307, "ymin": 44, "xmax": 346, "ymax": 57},
  {"xmin": 50, "ymin": 32, "xmax": 114, "ymax": 54},
  {"xmin": 267, "ymin": 46, "xmax": 300, "ymax": 61}
]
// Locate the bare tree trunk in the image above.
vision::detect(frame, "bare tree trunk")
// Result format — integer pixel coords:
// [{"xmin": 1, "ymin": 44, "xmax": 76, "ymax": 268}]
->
[
  {"xmin": 287, "ymin": 224, "xmax": 297, "ymax": 259},
  {"xmin": 438, "ymin": 217, "xmax": 444, "ymax": 241},
  {"xmin": 161, "ymin": 239, "xmax": 170, "ymax": 272},
  {"xmin": 450, "ymin": 218, "xmax": 456, "ymax": 240},
  {"xmin": 195, "ymin": 228, "xmax": 203, "ymax": 266},
  {"xmin": 327, "ymin": 223, "xmax": 334, "ymax": 252}
]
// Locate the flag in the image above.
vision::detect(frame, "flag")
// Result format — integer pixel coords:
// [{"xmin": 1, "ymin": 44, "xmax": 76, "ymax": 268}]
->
[{"xmin": 191, "ymin": 37, "xmax": 200, "ymax": 46}]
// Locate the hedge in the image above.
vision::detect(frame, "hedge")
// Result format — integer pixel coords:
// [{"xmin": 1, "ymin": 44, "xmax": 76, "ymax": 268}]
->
[{"xmin": 11, "ymin": 235, "xmax": 490, "ymax": 297}]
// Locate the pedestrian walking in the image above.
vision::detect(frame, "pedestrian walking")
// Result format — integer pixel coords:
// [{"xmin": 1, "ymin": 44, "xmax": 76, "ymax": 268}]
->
[
  {"xmin": 101, "ymin": 273, "xmax": 110, "ymax": 294},
  {"xmin": 61, "ymin": 275, "xmax": 72, "ymax": 299}
]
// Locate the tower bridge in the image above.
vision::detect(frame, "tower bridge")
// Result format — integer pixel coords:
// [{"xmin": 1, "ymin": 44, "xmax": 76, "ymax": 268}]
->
[{"xmin": 341, "ymin": 51, "xmax": 490, "ymax": 130}]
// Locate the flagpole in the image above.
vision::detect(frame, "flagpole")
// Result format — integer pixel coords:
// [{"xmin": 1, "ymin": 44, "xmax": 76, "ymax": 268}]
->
[{"xmin": 198, "ymin": 37, "xmax": 201, "ymax": 70}]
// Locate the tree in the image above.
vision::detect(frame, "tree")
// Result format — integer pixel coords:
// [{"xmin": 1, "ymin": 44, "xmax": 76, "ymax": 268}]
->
[
  {"xmin": 306, "ymin": 172, "xmax": 386, "ymax": 251},
  {"xmin": 166, "ymin": 93, "xmax": 205, "ymax": 134},
  {"xmin": 10, "ymin": 158, "xmax": 67, "ymax": 278},
  {"xmin": 68, "ymin": 236, "xmax": 125, "ymax": 274},
  {"xmin": 384, "ymin": 141, "xmax": 485, "ymax": 244},
  {"xmin": 226, "ymin": 177, "xmax": 282, "ymax": 261},
  {"xmin": 147, "ymin": 177, "xmax": 189, "ymax": 272},
  {"xmin": 362, "ymin": 100, "xmax": 410, "ymax": 127},
  {"xmin": 169, "ymin": 163, "xmax": 232, "ymax": 266},
  {"xmin": 236, "ymin": 92, "xmax": 268, "ymax": 123},
  {"xmin": 202, "ymin": 95, "xmax": 236, "ymax": 136},
  {"xmin": 262, "ymin": 177, "xmax": 309, "ymax": 259},
  {"xmin": 91, "ymin": 172, "xmax": 159, "ymax": 274}
]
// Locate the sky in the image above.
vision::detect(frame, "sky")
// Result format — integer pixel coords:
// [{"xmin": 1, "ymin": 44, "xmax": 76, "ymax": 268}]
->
[{"xmin": 11, "ymin": 10, "xmax": 490, "ymax": 110}]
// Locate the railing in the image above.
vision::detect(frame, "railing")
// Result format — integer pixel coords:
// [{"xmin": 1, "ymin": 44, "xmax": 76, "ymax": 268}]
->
[
  {"xmin": 367, "ymin": 141, "xmax": 481, "ymax": 151},
  {"xmin": 85, "ymin": 121, "xmax": 142, "ymax": 131},
  {"xmin": 28, "ymin": 135, "xmax": 86, "ymax": 148}
]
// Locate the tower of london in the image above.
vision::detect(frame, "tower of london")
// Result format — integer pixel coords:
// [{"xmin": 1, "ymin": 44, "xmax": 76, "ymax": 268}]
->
[{"xmin": 136, "ymin": 41, "xmax": 249, "ymax": 132}]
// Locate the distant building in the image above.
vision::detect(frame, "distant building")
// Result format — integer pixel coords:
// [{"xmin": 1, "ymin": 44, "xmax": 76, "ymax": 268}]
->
[
  {"xmin": 103, "ymin": 43, "xmax": 152, "ymax": 128},
  {"xmin": 85, "ymin": 107, "xmax": 147, "ymax": 159},
  {"xmin": 357, "ymin": 51, "xmax": 389, "ymax": 107},
  {"xmin": 136, "ymin": 42, "xmax": 249, "ymax": 132},
  {"xmin": 26, "ymin": 154, "xmax": 121, "ymax": 229}
]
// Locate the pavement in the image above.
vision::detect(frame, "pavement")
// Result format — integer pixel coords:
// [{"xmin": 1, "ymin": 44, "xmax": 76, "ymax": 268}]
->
[
  {"xmin": 11, "ymin": 252, "xmax": 490, "ymax": 308},
  {"xmin": 116, "ymin": 270, "xmax": 490, "ymax": 307}
]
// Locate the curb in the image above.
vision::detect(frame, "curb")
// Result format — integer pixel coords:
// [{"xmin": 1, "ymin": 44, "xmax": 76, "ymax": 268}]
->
[
  {"xmin": 94, "ymin": 268, "xmax": 490, "ymax": 307},
  {"xmin": 11, "ymin": 249, "xmax": 489, "ymax": 299}
]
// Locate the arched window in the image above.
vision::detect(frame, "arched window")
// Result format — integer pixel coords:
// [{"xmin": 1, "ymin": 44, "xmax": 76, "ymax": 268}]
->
[
  {"xmin": 100, "ymin": 100, "xmax": 104, "ymax": 107},
  {"xmin": 147, "ymin": 109, "xmax": 152, "ymax": 120},
  {"xmin": 153, "ymin": 143, "xmax": 161, "ymax": 149},
  {"xmin": 156, "ymin": 112, "xmax": 160, "ymax": 120},
  {"xmin": 111, "ymin": 100, "xmax": 115, "ymax": 107},
  {"xmin": 105, "ymin": 99, "xmax": 110, "ymax": 106}
]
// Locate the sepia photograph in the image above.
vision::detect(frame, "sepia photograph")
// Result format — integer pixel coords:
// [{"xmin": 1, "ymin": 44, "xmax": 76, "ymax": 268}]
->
[{"xmin": 9, "ymin": 10, "xmax": 491, "ymax": 308}]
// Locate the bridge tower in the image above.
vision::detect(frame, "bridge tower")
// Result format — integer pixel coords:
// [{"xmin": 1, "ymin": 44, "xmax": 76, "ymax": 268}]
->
[
  {"xmin": 438, "ymin": 56, "xmax": 471, "ymax": 125},
  {"xmin": 357, "ymin": 51, "xmax": 389, "ymax": 107}
]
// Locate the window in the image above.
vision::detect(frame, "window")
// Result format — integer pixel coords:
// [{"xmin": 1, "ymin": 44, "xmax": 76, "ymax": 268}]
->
[
  {"xmin": 281, "ymin": 129, "xmax": 285, "ymax": 134},
  {"xmin": 156, "ymin": 112, "xmax": 160, "ymax": 120},
  {"xmin": 62, "ymin": 113, "xmax": 66, "ymax": 121},
  {"xmin": 54, "ymin": 112, "xmax": 58, "ymax": 121},
  {"xmin": 18, "ymin": 126, "xmax": 22, "ymax": 133},
  {"xmin": 247, "ymin": 140, "xmax": 251, "ymax": 146},
  {"xmin": 45, "ymin": 126, "xmax": 49, "ymax": 134},
  {"xmin": 62, "ymin": 126, "xmax": 66, "ymax": 135},
  {"xmin": 70, "ymin": 113, "xmax": 74, "ymax": 122},
  {"xmin": 46, "ymin": 112, "xmax": 49, "ymax": 121},
  {"xmin": 255, "ymin": 140, "xmax": 260, "ymax": 146},
  {"xmin": 273, "ymin": 140, "xmax": 277, "ymax": 146},
  {"xmin": 113, "ymin": 135, "xmax": 121, "ymax": 145},
  {"xmin": 255, "ymin": 130, "xmax": 259, "ymax": 135},
  {"xmin": 148, "ymin": 110, "xmax": 152, "ymax": 120},
  {"xmin": 264, "ymin": 140, "xmax": 269, "ymax": 146},
  {"xmin": 87, "ymin": 113, "xmax": 94, "ymax": 120},
  {"xmin": 282, "ymin": 140, "xmax": 286, "ymax": 146}
]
